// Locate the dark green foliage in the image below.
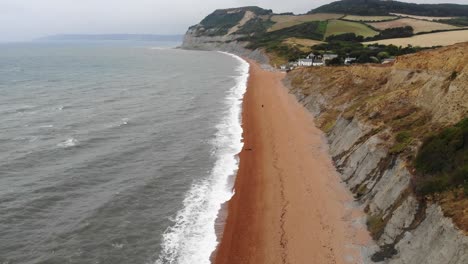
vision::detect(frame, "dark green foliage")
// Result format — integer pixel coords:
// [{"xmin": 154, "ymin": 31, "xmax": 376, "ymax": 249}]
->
[
  {"xmin": 245, "ymin": 21, "xmax": 328, "ymax": 49},
  {"xmin": 327, "ymin": 57, "xmax": 343, "ymax": 65},
  {"xmin": 326, "ymin": 33, "xmax": 364, "ymax": 42},
  {"xmin": 309, "ymin": 0, "xmax": 468, "ymax": 17},
  {"xmin": 200, "ymin": 11, "xmax": 246, "ymax": 35},
  {"xmin": 415, "ymin": 118, "xmax": 468, "ymax": 195},
  {"xmin": 326, "ymin": 27, "xmax": 414, "ymax": 42},
  {"xmin": 371, "ymin": 244, "xmax": 398, "ymax": 262},
  {"xmin": 310, "ymin": 41, "xmax": 430, "ymax": 64},
  {"xmin": 237, "ymin": 18, "xmax": 275, "ymax": 35},
  {"xmin": 438, "ymin": 17, "xmax": 468, "ymax": 27},
  {"xmin": 366, "ymin": 26, "xmax": 414, "ymax": 41}
]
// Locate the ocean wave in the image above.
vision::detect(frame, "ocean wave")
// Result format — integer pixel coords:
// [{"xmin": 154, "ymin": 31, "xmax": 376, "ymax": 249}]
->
[
  {"xmin": 156, "ymin": 53, "xmax": 249, "ymax": 264},
  {"xmin": 57, "ymin": 138, "xmax": 79, "ymax": 148}
]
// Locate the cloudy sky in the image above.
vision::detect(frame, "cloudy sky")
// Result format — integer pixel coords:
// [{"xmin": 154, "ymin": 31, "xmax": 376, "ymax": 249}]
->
[{"xmin": 0, "ymin": 0, "xmax": 465, "ymax": 42}]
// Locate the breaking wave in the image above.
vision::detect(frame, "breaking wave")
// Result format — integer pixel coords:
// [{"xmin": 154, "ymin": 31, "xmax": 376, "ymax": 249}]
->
[{"xmin": 156, "ymin": 53, "xmax": 249, "ymax": 264}]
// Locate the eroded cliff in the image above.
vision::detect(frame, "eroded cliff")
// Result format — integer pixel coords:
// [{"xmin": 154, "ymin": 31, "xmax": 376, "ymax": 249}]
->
[
  {"xmin": 181, "ymin": 6, "xmax": 272, "ymax": 64},
  {"xmin": 286, "ymin": 42, "xmax": 468, "ymax": 263}
]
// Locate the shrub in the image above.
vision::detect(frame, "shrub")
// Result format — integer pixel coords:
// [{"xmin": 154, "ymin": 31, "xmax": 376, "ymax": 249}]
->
[
  {"xmin": 414, "ymin": 118, "xmax": 468, "ymax": 195},
  {"xmin": 450, "ymin": 71, "xmax": 458, "ymax": 81},
  {"xmin": 377, "ymin": 51, "xmax": 390, "ymax": 59},
  {"xmin": 365, "ymin": 26, "xmax": 414, "ymax": 41}
]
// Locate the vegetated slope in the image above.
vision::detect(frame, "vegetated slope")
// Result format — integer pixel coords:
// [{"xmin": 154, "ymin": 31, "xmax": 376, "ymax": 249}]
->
[
  {"xmin": 245, "ymin": 21, "xmax": 327, "ymax": 65},
  {"xmin": 309, "ymin": 0, "xmax": 468, "ymax": 16},
  {"xmin": 287, "ymin": 42, "xmax": 468, "ymax": 231},
  {"xmin": 192, "ymin": 6, "xmax": 273, "ymax": 36},
  {"xmin": 282, "ymin": 38, "xmax": 323, "ymax": 50}
]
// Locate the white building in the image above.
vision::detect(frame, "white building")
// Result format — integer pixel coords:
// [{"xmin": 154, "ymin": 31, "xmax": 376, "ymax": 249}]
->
[
  {"xmin": 312, "ymin": 58, "xmax": 324, "ymax": 66},
  {"xmin": 298, "ymin": 58, "xmax": 313, "ymax": 67}
]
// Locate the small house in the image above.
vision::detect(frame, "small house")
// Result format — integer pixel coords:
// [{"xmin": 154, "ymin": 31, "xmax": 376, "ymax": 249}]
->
[
  {"xmin": 312, "ymin": 57, "xmax": 324, "ymax": 66},
  {"xmin": 298, "ymin": 58, "xmax": 313, "ymax": 67}
]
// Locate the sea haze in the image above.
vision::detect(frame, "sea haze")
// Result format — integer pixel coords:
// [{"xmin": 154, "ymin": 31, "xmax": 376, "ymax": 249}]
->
[{"xmin": 0, "ymin": 42, "xmax": 248, "ymax": 264}]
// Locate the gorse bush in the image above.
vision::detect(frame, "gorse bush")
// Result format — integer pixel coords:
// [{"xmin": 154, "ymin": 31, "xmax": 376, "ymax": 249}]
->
[{"xmin": 415, "ymin": 118, "xmax": 468, "ymax": 195}]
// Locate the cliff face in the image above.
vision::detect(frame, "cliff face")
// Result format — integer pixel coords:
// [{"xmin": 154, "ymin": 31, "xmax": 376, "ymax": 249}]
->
[
  {"xmin": 286, "ymin": 42, "xmax": 468, "ymax": 263},
  {"xmin": 181, "ymin": 6, "xmax": 271, "ymax": 64}
]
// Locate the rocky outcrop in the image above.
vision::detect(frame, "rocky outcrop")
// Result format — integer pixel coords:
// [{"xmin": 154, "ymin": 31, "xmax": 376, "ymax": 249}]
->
[
  {"xmin": 300, "ymin": 109, "xmax": 468, "ymax": 264},
  {"xmin": 286, "ymin": 43, "xmax": 468, "ymax": 263},
  {"xmin": 392, "ymin": 204, "xmax": 468, "ymax": 264}
]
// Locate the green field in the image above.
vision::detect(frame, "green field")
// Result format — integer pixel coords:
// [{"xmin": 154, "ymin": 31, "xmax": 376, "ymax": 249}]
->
[
  {"xmin": 325, "ymin": 20, "xmax": 379, "ymax": 39},
  {"xmin": 269, "ymin": 13, "xmax": 343, "ymax": 32}
]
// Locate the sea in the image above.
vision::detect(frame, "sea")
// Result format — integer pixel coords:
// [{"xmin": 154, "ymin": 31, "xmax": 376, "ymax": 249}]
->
[{"xmin": 0, "ymin": 41, "xmax": 249, "ymax": 264}]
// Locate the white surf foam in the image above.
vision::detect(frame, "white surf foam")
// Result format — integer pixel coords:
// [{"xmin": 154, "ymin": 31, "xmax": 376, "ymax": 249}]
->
[
  {"xmin": 155, "ymin": 53, "xmax": 249, "ymax": 264},
  {"xmin": 57, "ymin": 138, "xmax": 79, "ymax": 148}
]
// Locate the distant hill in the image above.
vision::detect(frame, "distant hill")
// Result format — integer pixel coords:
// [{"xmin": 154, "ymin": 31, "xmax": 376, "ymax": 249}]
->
[
  {"xmin": 309, "ymin": 0, "xmax": 468, "ymax": 16},
  {"xmin": 39, "ymin": 34, "xmax": 183, "ymax": 42}
]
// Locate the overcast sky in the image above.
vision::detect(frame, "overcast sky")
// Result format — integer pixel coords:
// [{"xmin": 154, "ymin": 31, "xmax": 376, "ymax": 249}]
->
[{"xmin": 0, "ymin": 0, "xmax": 465, "ymax": 42}]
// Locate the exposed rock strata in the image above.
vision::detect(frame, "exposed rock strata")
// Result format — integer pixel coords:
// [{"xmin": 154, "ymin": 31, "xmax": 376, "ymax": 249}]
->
[
  {"xmin": 286, "ymin": 43, "xmax": 468, "ymax": 263},
  {"xmin": 181, "ymin": 30, "xmax": 270, "ymax": 64}
]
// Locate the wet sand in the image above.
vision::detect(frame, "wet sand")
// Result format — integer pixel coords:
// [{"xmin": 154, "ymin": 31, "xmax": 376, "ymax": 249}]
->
[{"xmin": 214, "ymin": 61, "xmax": 370, "ymax": 264}]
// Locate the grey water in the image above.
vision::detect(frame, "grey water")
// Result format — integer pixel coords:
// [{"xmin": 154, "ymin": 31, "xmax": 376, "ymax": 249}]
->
[{"xmin": 0, "ymin": 41, "xmax": 247, "ymax": 264}]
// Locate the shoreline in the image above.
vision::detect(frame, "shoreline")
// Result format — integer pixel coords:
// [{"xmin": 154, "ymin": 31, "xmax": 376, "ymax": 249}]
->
[{"xmin": 214, "ymin": 60, "xmax": 370, "ymax": 264}]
